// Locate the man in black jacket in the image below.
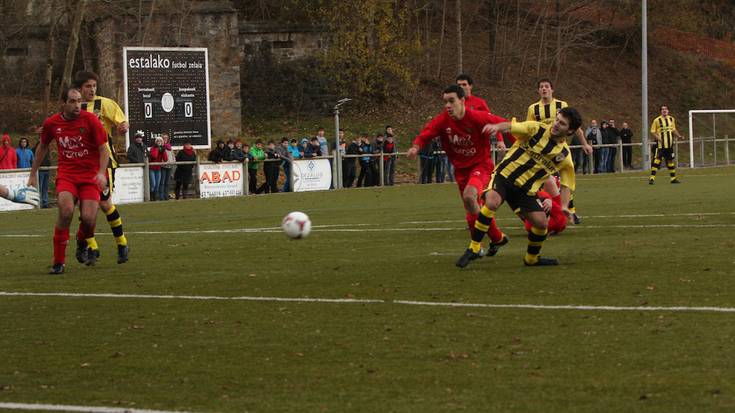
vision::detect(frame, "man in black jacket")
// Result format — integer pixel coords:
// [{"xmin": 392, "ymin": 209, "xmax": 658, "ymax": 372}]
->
[
  {"xmin": 606, "ymin": 119, "xmax": 620, "ymax": 173},
  {"xmin": 619, "ymin": 122, "xmax": 633, "ymax": 169},
  {"xmin": 126, "ymin": 132, "xmax": 148, "ymax": 164}
]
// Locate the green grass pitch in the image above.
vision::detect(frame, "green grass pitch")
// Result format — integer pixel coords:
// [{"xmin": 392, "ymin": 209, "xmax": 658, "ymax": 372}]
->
[{"xmin": 1, "ymin": 167, "xmax": 734, "ymax": 412}]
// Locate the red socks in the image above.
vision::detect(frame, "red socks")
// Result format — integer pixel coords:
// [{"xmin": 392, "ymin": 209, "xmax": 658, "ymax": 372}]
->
[{"xmin": 53, "ymin": 227, "xmax": 69, "ymax": 265}]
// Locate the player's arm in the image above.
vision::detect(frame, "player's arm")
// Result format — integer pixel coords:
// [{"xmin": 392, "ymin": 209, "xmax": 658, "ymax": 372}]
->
[
  {"xmin": 408, "ymin": 116, "xmax": 443, "ymax": 159},
  {"xmin": 485, "ymin": 119, "xmax": 540, "ymax": 142},
  {"xmin": 558, "ymin": 161, "xmax": 575, "ymax": 221},
  {"xmin": 482, "ymin": 112, "xmax": 509, "ymax": 150},
  {"xmin": 106, "ymin": 99, "xmax": 129, "ymax": 135},
  {"xmin": 649, "ymin": 120, "xmax": 660, "ymax": 143},
  {"xmin": 575, "ymin": 128, "xmax": 593, "ymax": 155},
  {"xmin": 526, "ymin": 105, "xmax": 535, "ymax": 122}
]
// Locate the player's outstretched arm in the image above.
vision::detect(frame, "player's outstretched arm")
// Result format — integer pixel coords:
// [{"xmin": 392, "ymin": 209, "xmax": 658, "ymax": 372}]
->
[{"xmin": 576, "ymin": 128, "xmax": 593, "ymax": 155}]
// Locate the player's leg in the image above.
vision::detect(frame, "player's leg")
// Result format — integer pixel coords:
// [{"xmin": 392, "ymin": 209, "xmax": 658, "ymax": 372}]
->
[
  {"xmin": 523, "ymin": 210, "xmax": 557, "ymax": 266},
  {"xmin": 666, "ymin": 150, "xmax": 679, "ymax": 183},
  {"xmin": 49, "ymin": 188, "xmax": 77, "ymax": 274},
  {"xmin": 649, "ymin": 148, "xmax": 661, "ymax": 184},
  {"xmin": 457, "ymin": 184, "xmax": 505, "ymax": 268}
]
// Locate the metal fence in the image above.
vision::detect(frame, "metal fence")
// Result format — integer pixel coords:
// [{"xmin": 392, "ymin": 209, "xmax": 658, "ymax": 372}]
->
[{"xmin": 2, "ymin": 135, "xmax": 732, "ymax": 209}]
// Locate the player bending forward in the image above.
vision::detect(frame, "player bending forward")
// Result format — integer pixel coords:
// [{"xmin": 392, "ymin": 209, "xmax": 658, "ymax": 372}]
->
[
  {"xmin": 408, "ymin": 84, "xmax": 509, "ymax": 258},
  {"xmin": 457, "ymin": 107, "xmax": 581, "ymax": 268},
  {"xmin": 28, "ymin": 87, "xmax": 109, "ymax": 274}
]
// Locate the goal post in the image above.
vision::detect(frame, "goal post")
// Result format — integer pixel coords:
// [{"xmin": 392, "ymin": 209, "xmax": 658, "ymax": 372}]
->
[{"xmin": 687, "ymin": 109, "xmax": 735, "ymax": 168}]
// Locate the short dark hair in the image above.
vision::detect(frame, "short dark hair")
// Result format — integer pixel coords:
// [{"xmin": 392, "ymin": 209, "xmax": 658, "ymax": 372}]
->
[
  {"xmin": 318, "ymin": 127, "xmax": 324, "ymax": 131},
  {"xmin": 73, "ymin": 71, "xmax": 99, "ymax": 88},
  {"xmin": 290, "ymin": 138, "xmax": 297, "ymax": 143},
  {"xmin": 60, "ymin": 86, "xmax": 80, "ymax": 102},
  {"xmin": 537, "ymin": 78, "xmax": 553, "ymax": 89},
  {"xmin": 443, "ymin": 84, "xmax": 465, "ymax": 99},
  {"xmin": 660, "ymin": 105, "xmax": 669, "ymax": 111},
  {"xmin": 385, "ymin": 125, "xmax": 392, "ymax": 130},
  {"xmin": 455, "ymin": 73, "xmax": 473, "ymax": 85},
  {"xmin": 281, "ymin": 137, "xmax": 289, "ymax": 143},
  {"xmin": 255, "ymin": 139, "xmax": 263, "ymax": 144},
  {"xmin": 559, "ymin": 107, "xmax": 582, "ymax": 132},
  {"xmin": 267, "ymin": 140, "xmax": 275, "ymax": 145}
]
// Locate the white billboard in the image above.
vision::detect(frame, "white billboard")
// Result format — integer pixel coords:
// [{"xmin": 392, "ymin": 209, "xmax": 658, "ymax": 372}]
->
[
  {"xmin": 111, "ymin": 166, "xmax": 146, "ymax": 205},
  {"xmin": 292, "ymin": 159, "xmax": 332, "ymax": 192}
]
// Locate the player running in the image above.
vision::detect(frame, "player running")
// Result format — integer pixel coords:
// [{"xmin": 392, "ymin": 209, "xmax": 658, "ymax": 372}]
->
[
  {"xmin": 456, "ymin": 107, "xmax": 581, "ymax": 268},
  {"xmin": 407, "ymin": 84, "xmax": 509, "ymax": 258},
  {"xmin": 73, "ymin": 71, "xmax": 130, "ymax": 265},
  {"xmin": 527, "ymin": 78, "xmax": 591, "ymax": 225},
  {"xmin": 28, "ymin": 87, "xmax": 109, "ymax": 274}
]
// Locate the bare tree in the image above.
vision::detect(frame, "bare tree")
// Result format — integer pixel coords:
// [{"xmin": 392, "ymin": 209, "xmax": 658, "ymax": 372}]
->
[
  {"xmin": 436, "ymin": 0, "xmax": 447, "ymax": 79},
  {"xmin": 456, "ymin": 0, "xmax": 462, "ymax": 74},
  {"xmin": 58, "ymin": 0, "xmax": 87, "ymax": 98},
  {"xmin": 44, "ymin": 5, "xmax": 62, "ymax": 115}
]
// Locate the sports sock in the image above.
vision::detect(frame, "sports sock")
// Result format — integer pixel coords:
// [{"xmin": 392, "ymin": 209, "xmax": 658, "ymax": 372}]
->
[
  {"xmin": 469, "ymin": 205, "xmax": 493, "ymax": 253},
  {"xmin": 568, "ymin": 195, "xmax": 576, "ymax": 214},
  {"xmin": 667, "ymin": 161, "xmax": 676, "ymax": 181},
  {"xmin": 524, "ymin": 226, "xmax": 548, "ymax": 265},
  {"xmin": 105, "ymin": 205, "xmax": 127, "ymax": 246},
  {"xmin": 53, "ymin": 226, "xmax": 69, "ymax": 265}
]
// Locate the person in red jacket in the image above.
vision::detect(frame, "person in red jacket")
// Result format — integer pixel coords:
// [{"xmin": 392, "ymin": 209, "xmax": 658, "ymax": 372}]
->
[
  {"xmin": 408, "ymin": 84, "xmax": 509, "ymax": 261},
  {"xmin": 148, "ymin": 136, "xmax": 168, "ymax": 201},
  {"xmin": 0, "ymin": 133, "xmax": 18, "ymax": 170}
]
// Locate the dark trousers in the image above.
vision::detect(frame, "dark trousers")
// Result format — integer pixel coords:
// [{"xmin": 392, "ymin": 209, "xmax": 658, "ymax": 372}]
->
[
  {"xmin": 248, "ymin": 168, "xmax": 258, "ymax": 193},
  {"xmin": 175, "ymin": 175, "xmax": 192, "ymax": 199},
  {"xmin": 622, "ymin": 140, "xmax": 632, "ymax": 167},
  {"xmin": 593, "ymin": 148, "xmax": 602, "ymax": 173},
  {"xmin": 384, "ymin": 157, "xmax": 395, "ymax": 185},
  {"xmin": 434, "ymin": 156, "xmax": 445, "ymax": 183},
  {"xmin": 420, "ymin": 157, "xmax": 434, "ymax": 183},
  {"xmin": 357, "ymin": 161, "xmax": 372, "ymax": 187},
  {"xmin": 608, "ymin": 147, "xmax": 617, "ymax": 172},
  {"xmin": 343, "ymin": 161, "xmax": 356, "ymax": 187},
  {"xmin": 258, "ymin": 167, "xmax": 279, "ymax": 193}
]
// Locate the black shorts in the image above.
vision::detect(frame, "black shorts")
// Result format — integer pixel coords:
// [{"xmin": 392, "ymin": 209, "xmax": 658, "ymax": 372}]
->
[
  {"xmin": 488, "ymin": 174, "xmax": 544, "ymax": 214},
  {"xmin": 654, "ymin": 147, "xmax": 674, "ymax": 162},
  {"xmin": 100, "ymin": 167, "xmax": 115, "ymax": 201}
]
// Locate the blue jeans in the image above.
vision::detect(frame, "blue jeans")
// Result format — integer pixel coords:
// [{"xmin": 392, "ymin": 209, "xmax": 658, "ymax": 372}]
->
[
  {"xmin": 149, "ymin": 169, "xmax": 161, "ymax": 200},
  {"xmin": 598, "ymin": 147, "xmax": 610, "ymax": 173},
  {"xmin": 38, "ymin": 170, "xmax": 50, "ymax": 208},
  {"xmin": 158, "ymin": 168, "xmax": 171, "ymax": 200}
]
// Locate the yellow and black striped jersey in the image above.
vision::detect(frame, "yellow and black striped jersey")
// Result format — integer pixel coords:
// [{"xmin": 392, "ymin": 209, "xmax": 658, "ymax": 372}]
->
[
  {"xmin": 527, "ymin": 98, "xmax": 568, "ymax": 125},
  {"xmin": 81, "ymin": 96, "xmax": 127, "ymax": 168},
  {"xmin": 494, "ymin": 120, "xmax": 575, "ymax": 195},
  {"xmin": 650, "ymin": 115, "xmax": 677, "ymax": 149}
]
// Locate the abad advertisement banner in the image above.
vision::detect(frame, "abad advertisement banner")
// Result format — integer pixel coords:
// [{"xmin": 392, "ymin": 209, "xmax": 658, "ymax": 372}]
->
[
  {"xmin": 123, "ymin": 47, "xmax": 211, "ymax": 150},
  {"xmin": 198, "ymin": 163, "xmax": 243, "ymax": 198},
  {"xmin": 292, "ymin": 159, "xmax": 332, "ymax": 192}
]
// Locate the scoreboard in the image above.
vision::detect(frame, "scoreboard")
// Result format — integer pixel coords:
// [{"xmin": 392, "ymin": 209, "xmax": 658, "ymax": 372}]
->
[{"xmin": 123, "ymin": 47, "xmax": 211, "ymax": 150}]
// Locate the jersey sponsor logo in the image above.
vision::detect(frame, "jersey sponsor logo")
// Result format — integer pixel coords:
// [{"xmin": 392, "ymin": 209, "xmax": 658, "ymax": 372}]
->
[
  {"xmin": 554, "ymin": 154, "xmax": 565, "ymax": 162},
  {"xmin": 519, "ymin": 142, "xmax": 557, "ymax": 172}
]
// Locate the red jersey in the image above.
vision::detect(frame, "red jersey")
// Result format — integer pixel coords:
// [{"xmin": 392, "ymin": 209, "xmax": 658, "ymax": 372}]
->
[
  {"xmin": 41, "ymin": 111, "xmax": 107, "ymax": 182},
  {"xmin": 413, "ymin": 109, "xmax": 507, "ymax": 169},
  {"xmin": 464, "ymin": 95, "xmax": 490, "ymax": 112}
]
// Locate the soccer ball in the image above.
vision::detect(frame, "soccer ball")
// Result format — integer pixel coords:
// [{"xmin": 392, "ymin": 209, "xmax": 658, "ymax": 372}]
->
[{"xmin": 281, "ymin": 211, "xmax": 311, "ymax": 239}]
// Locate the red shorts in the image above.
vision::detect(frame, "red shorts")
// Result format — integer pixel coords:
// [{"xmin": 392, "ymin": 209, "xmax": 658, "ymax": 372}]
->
[
  {"xmin": 454, "ymin": 162, "xmax": 494, "ymax": 196},
  {"xmin": 56, "ymin": 177, "xmax": 101, "ymax": 201}
]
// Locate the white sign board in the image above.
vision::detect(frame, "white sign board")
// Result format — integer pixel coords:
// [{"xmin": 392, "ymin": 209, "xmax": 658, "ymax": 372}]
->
[
  {"xmin": 111, "ymin": 166, "xmax": 145, "ymax": 205},
  {"xmin": 292, "ymin": 159, "xmax": 332, "ymax": 192},
  {"xmin": 0, "ymin": 171, "xmax": 34, "ymax": 212},
  {"xmin": 198, "ymin": 163, "xmax": 243, "ymax": 198}
]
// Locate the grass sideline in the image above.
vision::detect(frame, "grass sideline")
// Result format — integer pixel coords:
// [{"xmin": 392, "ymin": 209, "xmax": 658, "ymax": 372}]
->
[{"xmin": 1, "ymin": 167, "xmax": 734, "ymax": 412}]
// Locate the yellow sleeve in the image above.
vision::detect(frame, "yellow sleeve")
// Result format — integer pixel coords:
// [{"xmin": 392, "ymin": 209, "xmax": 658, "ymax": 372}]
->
[
  {"xmin": 510, "ymin": 120, "xmax": 542, "ymax": 141},
  {"xmin": 560, "ymin": 100, "xmax": 568, "ymax": 109},
  {"xmin": 526, "ymin": 104, "xmax": 535, "ymax": 122},
  {"xmin": 102, "ymin": 98, "xmax": 127, "ymax": 128},
  {"xmin": 650, "ymin": 117, "xmax": 659, "ymax": 134},
  {"xmin": 558, "ymin": 156, "xmax": 576, "ymax": 192},
  {"xmin": 670, "ymin": 116, "xmax": 676, "ymax": 131}
]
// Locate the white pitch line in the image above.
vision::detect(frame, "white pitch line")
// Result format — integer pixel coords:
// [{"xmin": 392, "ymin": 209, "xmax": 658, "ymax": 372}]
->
[
  {"xmin": 0, "ymin": 402, "xmax": 191, "ymax": 413},
  {"xmin": 394, "ymin": 300, "xmax": 735, "ymax": 313},
  {"xmin": 1, "ymin": 291, "xmax": 734, "ymax": 314}
]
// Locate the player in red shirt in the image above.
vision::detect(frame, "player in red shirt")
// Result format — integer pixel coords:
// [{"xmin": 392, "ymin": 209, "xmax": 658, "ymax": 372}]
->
[
  {"xmin": 456, "ymin": 73, "xmax": 513, "ymax": 152},
  {"xmin": 28, "ymin": 87, "xmax": 109, "ymax": 274},
  {"xmin": 521, "ymin": 176, "xmax": 568, "ymax": 235},
  {"xmin": 408, "ymin": 84, "xmax": 509, "ymax": 260}
]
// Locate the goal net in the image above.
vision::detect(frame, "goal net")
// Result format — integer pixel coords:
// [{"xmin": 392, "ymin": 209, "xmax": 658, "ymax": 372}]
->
[{"xmin": 686, "ymin": 109, "xmax": 735, "ymax": 168}]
